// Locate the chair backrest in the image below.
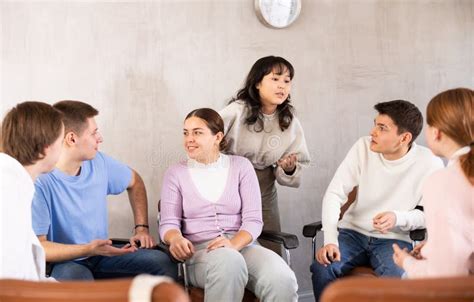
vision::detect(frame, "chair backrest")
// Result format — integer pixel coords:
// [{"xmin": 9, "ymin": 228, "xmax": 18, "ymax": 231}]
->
[
  {"xmin": 157, "ymin": 199, "xmax": 161, "ymax": 229},
  {"xmin": 339, "ymin": 187, "xmax": 358, "ymax": 219},
  {"xmin": 469, "ymin": 252, "xmax": 474, "ymax": 275},
  {"xmin": 321, "ymin": 275, "xmax": 474, "ymax": 302}
]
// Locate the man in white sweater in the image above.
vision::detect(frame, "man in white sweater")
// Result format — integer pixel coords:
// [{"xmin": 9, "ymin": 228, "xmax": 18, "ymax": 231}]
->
[
  {"xmin": 311, "ymin": 100, "xmax": 443, "ymax": 301},
  {"xmin": 1, "ymin": 101, "xmax": 64, "ymax": 280}
]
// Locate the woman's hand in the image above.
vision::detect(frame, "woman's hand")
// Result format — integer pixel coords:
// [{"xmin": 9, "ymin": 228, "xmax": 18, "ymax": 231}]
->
[
  {"xmin": 392, "ymin": 243, "xmax": 412, "ymax": 269},
  {"xmin": 206, "ymin": 235, "xmax": 237, "ymax": 252},
  {"xmin": 410, "ymin": 241, "xmax": 426, "ymax": 260},
  {"xmin": 169, "ymin": 235, "xmax": 195, "ymax": 261},
  {"xmin": 277, "ymin": 153, "xmax": 297, "ymax": 174}
]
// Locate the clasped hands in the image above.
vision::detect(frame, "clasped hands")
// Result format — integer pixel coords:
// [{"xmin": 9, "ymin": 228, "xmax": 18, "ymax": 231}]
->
[
  {"xmin": 169, "ymin": 234, "xmax": 236, "ymax": 262},
  {"xmin": 277, "ymin": 153, "xmax": 298, "ymax": 174}
]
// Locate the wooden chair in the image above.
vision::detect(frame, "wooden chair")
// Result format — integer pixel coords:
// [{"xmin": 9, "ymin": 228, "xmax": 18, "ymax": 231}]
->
[
  {"xmin": 321, "ymin": 275, "xmax": 474, "ymax": 302},
  {"xmin": 0, "ymin": 277, "xmax": 189, "ymax": 302},
  {"xmin": 302, "ymin": 187, "xmax": 425, "ymax": 276}
]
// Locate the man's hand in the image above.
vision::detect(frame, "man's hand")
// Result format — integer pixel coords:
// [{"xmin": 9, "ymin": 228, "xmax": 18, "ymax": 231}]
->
[
  {"xmin": 277, "ymin": 153, "xmax": 298, "ymax": 174},
  {"xmin": 130, "ymin": 227, "xmax": 155, "ymax": 249},
  {"xmin": 373, "ymin": 211, "xmax": 397, "ymax": 233},
  {"xmin": 392, "ymin": 243, "xmax": 412, "ymax": 269},
  {"xmin": 206, "ymin": 235, "xmax": 237, "ymax": 252},
  {"xmin": 169, "ymin": 235, "xmax": 195, "ymax": 262},
  {"xmin": 316, "ymin": 244, "xmax": 341, "ymax": 266},
  {"xmin": 89, "ymin": 239, "xmax": 137, "ymax": 257}
]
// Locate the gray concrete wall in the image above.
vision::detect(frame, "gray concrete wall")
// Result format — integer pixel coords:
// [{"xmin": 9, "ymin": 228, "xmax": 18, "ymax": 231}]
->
[{"xmin": 1, "ymin": 0, "xmax": 473, "ymax": 300}]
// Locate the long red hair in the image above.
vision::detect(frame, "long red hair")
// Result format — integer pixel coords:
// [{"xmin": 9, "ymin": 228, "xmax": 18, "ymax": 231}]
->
[{"xmin": 427, "ymin": 88, "xmax": 474, "ymax": 185}]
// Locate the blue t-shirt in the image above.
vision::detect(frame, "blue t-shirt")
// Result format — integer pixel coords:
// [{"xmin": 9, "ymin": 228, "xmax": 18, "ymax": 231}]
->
[{"xmin": 32, "ymin": 152, "xmax": 132, "ymax": 245}]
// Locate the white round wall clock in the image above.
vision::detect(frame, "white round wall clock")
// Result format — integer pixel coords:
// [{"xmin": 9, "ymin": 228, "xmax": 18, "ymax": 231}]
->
[{"xmin": 254, "ymin": 0, "xmax": 302, "ymax": 29}]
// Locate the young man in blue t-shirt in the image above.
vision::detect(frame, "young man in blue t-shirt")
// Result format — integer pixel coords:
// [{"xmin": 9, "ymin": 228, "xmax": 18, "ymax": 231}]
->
[{"xmin": 32, "ymin": 100, "xmax": 176, "ymax": 280}]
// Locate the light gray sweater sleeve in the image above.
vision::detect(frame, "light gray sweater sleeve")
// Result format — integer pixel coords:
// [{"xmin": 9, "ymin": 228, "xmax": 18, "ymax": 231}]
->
[
  {"xmin": 219, "ymin": 101, "xmax": 240, "ymax": 134},
  {"xmin": 274, "ymin": 118, "xmax": 311, "ymax": 188}
]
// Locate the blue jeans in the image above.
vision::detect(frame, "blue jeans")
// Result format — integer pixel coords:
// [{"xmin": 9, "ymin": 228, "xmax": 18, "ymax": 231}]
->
[
  {"xmin": 51, "ymin": 247, "xmax": 178, "ymax": 281},
  {"xmin": 310, "ymin": 228, "xmax": 412, "ymax": 302}
]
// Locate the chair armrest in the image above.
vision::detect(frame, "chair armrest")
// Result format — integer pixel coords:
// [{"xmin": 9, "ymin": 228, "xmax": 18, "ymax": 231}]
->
[
  {"xmin": 302, "ymin": 221, "xmax": 322, "ymax": 238},
  {"xmin": 302, "ymin": 223, "xmax": 425, "ymax": 240},
  {"xmin": 111, "ymin": 238, "xmax": 130, "ymax": 245},
  {"xmin": 156, "ymin": 242, "xmax": 182, "ymax": 264},
  {"xmin": 410, "ymin": 205, "xmax": 426, "ymax": 241},
  {"xmin": 110, "ymin": 238, "xmax": 178, "ymax": 263},
  {"xmin": 409, "ymin": 228, "xmax": 426, "ymax": 241},
  {"xmin": 258, "ymin": 230, "xmax": 299, "ymax": 249}
]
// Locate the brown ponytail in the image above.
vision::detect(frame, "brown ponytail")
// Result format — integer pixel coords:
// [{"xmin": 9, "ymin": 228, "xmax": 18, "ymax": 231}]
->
[
  {"xmin": 185, "ymin": 108, "xmax": 228, "ymax": 152},
  {"xmin": 427, "ymin": 88, "xmax": 474, "ymax": 185}
]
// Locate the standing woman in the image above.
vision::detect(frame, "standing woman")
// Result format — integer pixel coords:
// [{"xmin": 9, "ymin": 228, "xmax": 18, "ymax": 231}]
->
[
  {"xmin": 392, "ymin": 88, "xmax": 473, "ymax": 277},
  {"xmin": 219, "ymin": 56, "xmax": 310, "ymax": 254}
]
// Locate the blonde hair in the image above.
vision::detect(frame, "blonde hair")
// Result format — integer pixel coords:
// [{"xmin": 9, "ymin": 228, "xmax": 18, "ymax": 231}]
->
[{"xmin": 427, "ymin": 88, "xmax": 474, "ymax": 185}]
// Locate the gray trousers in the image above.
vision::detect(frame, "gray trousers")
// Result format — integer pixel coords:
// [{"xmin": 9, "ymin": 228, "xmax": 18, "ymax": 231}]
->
[
  {"xmin": 186, "ymin": 237, "xmax": 298, "ymax": 302},
  {"xmin": 255, "ymin": 167, "xmax": 282, "ymax": 256}
]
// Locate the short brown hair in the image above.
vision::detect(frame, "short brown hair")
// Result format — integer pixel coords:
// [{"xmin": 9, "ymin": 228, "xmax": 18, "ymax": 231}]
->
[
  {"xmin": 53, "ymin": 100, "xmax": 98, "ymax": 135},
  {"xmin": 427, "ymin": 88, "xmax": 473, "ymax": 184},
  {"xmin": 185, "ymin": 108, "xmax": 228, "ymax": 151},
  {"xmin": 374, "ymin": 100, "xmax": 423, "ymax": 146},
  {"xmin": 1, "ymin": 101, "xmax": 63, "ymax": 165}
]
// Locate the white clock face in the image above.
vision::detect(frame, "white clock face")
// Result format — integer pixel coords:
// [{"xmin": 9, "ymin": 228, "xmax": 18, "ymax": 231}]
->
[{"xmin": 255, "ymin": 0, "xmax": 302, "ymax": 29}]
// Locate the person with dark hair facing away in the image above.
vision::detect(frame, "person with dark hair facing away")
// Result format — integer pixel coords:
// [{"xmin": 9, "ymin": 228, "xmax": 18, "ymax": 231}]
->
[
  {"xmin": 393, "ymin": 88, "xmax": 473, "ymax": 277},
  {"xmin": 31, "ymin": 100, "xmax": 176, "ymax": 281},
  {"xmin": 1, "ymin": 101, "xmax": 64, "ymax": 280},
  {"xmin": 160, "ymin": 108, "xmax": 298, "ymax": 302},
  {"xmin": 219, "ymin": 56, "xmax": 310, "ymax": 255},
  {"xmin": 310, "ymin": 100, "xmax": 444, "ymax": 301}
]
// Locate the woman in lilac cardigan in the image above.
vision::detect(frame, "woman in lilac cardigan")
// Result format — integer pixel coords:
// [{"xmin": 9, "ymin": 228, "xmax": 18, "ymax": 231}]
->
[
  {"xmin": 392, "ymin": 88, "xmax": 473, "ymax": 277},
  {"xmin": 159, "ymin": 108, "xmax": 298, "ymax": 302}
]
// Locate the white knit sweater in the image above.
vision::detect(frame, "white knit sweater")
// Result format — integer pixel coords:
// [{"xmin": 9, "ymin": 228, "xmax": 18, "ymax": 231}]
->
[{"xmin": 322, "ymin": 136, "xmax": 444, "ymax": 245}]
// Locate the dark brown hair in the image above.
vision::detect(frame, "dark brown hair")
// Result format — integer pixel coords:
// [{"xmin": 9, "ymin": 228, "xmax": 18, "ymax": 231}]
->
[
  {"xmin": 374, "ymin": 100, "xmax": 423, "ymax": 146},
  {"xmin": 53, "ymin": 100, "xmax": 98, "ymax": 135},
  {"xmin": 1, "ymin": 101, "xmax": 63, "ymax": 165},
  {"xmin": 185, "ymin": 108, "xmax": 227, "ymax": 151},
  {"xmin": 427, "ymin": 88, "xmax": 473, "ymax": 185},
  {"xmin": 230, "ymin": 56, "xmax": 295, "ymax": 132}
]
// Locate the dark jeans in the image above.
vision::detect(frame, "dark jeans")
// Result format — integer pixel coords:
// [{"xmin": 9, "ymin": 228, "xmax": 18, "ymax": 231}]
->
[
  {"xmin": 310, "ymin": 228, "xmax": 412, "ymax": 301},
  {"xmin": 51, "ymin": 247, "xmax": 177, "ymax": 281}
]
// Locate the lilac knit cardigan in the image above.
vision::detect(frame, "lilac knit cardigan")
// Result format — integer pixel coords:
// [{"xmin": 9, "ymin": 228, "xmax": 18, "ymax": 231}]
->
[{"xmin": 159, "ymin": 155, "xmax": 263, "ymax": 244}]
